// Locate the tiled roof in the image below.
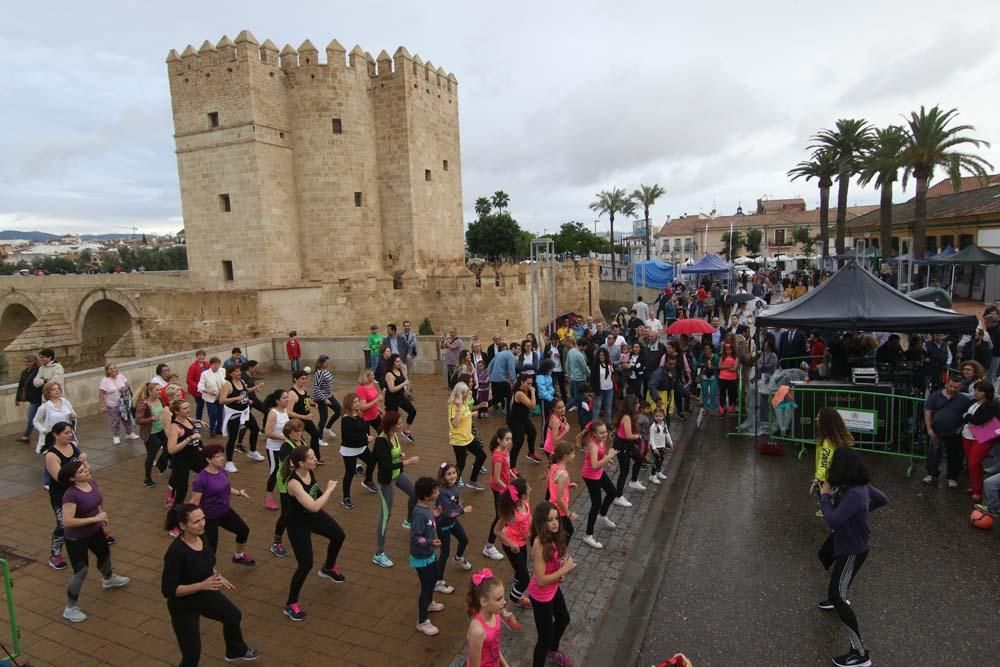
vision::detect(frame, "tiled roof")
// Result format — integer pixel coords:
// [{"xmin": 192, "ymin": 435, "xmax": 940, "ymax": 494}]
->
[
  {"xmin": 655, "ymin": 205, "xmax": 878, "ymax": 237},
  {"xmin": 926, "ymin": 174, "xmax": 1000, "ymax": 198},
  {"xmin": 848, "ymin": 184, "xmax": 1000, "ymax": 231}
]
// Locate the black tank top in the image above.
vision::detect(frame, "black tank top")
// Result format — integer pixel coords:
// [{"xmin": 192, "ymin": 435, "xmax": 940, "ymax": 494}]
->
[
  {"xmin": 292, "ymin": 388, "xmax": 313, "ymax": 416},
  {"xmin": 509, "ymin": 393, "xmax": 530, "ymax": 424},
  {"xmin": 172, "ymin": 418, "xmax": 202, "ymax": 467},
  {"xmin": 385, "ymin": 370, "xmax": 405, "ymax": 410},
  {"xmin": 227, "ymin": 380, "xmax": 250, "ymax": 412},
  {"xmin": 46, "ymin": 443, "xmax": 81, "ymax": 499},
  {"xmin": 286, "ymin": 471, "xmax": 321, "ymax": 526}
]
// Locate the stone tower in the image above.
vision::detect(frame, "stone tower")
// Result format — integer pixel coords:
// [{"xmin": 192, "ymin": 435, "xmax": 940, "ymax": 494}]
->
[{"xmin": 166, "ymin": 31, "xmax": 463, "ymax": 286}]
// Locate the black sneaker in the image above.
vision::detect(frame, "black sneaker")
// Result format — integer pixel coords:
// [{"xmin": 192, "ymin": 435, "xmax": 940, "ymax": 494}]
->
[
  {"xmin": 225, "ymin": 647, "xmax": 261, "ymax": 662},
  {"xmin": 318, "ymin": 565, "xmax": 346, "ymax": 582},
  {"xmin": 342, "ymin": 497, "xmax": 354, "ymax": 510},
  {"xmin": 817, "ymin": 599, "xmax": 835, "ymax": 611},
  {"xmin": 144, "ymin": 479, "xmax": 157, "ymax": 488},
  {"xmin": 235, "ymin": 444, "xmax": 246, "ymax": 454},
  {"xmin": 105, "ymin": 535, "xmax": 116, "ymax": 546},
  {"xmin": 361, "ymin": 480, "xmax": 378, "ymax": 494},
  {"xmin": 832, "ymin": 648, "xmax": 871, "ymax": 667}
]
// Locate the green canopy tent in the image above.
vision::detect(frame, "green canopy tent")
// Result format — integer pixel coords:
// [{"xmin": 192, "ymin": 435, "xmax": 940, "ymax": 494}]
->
[{"xmin": 927, "ymin": 243, "xmax": 1000, "ymax": 300}]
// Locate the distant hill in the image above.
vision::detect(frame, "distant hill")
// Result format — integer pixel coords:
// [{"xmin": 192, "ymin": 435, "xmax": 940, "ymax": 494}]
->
[
  {"xmin": 81, "ymin": 234, "xmax": 132, "ymax": 241},
  {"xmin": 0, "ymin": 230, "xmax": 58, "ymax": 241}
]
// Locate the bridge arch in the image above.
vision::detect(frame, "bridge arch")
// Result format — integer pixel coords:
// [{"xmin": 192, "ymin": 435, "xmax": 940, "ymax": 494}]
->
[
  {"xmin": 76, "ymin": 289, "xmax": 140, "ymax": 367},
  {"xmin": 0, "ymin": 292, "xmax": 40, "ymax": 352}
]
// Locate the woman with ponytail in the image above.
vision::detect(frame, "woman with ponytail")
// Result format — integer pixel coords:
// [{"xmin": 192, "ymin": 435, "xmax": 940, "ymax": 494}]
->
[{"xmin": 577, "ymin": 420, "xmax": 619, "ymax": 550}]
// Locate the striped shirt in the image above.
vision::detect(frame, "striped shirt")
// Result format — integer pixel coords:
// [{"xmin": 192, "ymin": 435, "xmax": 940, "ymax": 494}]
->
[{"xmin": 311, "ymin": 369, "xmax": 333, "ymax": 401}]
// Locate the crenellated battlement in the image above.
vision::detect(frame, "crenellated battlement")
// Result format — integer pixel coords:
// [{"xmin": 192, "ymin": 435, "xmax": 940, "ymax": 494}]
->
[{"xmin": 166, "ymin": 30, "xmax": 458, "ymax": 89}]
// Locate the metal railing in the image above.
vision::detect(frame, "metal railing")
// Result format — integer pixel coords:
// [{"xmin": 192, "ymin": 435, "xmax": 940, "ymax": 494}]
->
[{"xmin": 0, "ymin": 559, "xmax": 21, "ymax": 661}]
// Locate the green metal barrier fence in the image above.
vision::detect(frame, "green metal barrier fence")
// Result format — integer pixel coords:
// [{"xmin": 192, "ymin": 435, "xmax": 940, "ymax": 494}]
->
[
  {"xmin": 767, "ymin": 384, "xmax": 927, "ymax": 476},
  {"xmin": 0, "ymin": 559, "xmax": 21, "ymax": 662}
]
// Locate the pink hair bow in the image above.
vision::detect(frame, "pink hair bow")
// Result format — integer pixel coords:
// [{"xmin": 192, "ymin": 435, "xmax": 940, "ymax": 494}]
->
[
  {"xmin": 472, "ymin": 568, "xmax": 494, "ymax": 586},
  {"xmin": 508, "ymin": 485, "xmax": 519, "ymax": 502}
]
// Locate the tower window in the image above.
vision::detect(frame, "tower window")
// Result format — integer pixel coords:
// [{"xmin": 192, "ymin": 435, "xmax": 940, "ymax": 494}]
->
[
  {"xmin": 222, "ymin": 260, "xmax": 234, "ymax": 281},
  {"xmin": 208, "ymin": 112, "xmax": 220, "ymax": 128},
  {"xmin": 332, "ymin": 118, "xmax": 343, "ymax": 134},
  {"xmin": 354, "ymin": 192, "xmax": 363, "ymax": 207},
  {"xmin": 443, "ymin": 160, "xmax": 449, "ymax": 171},
  {"xmin": 425, "ymin": 169, "xmax": 432, "ymax": 182},
  {"xmin": 218, "ymin": 194, "xmax": 232, "ymax": 212}
]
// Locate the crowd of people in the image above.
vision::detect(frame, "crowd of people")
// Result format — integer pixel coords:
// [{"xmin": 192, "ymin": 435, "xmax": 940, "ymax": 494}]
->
[{"xmin": 13, "ymin": 284, "xmax": 1000, "ymax": 667}]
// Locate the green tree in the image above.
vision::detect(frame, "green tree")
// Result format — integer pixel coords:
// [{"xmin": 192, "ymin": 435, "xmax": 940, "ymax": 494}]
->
[
  {"xmin": 474, "ymin": 196, "xmax": 492, "ymax": 219},
  {"xmin": 589, "ymin": 187, "xmax": 636, "ymax": 277},
  {"xmin": 719, "ymin": 230, "xmax": 744, "ymax": 261},
  {"xmin": 900, "ymin": 105, "xmax": 993, "ymax": 258},
  {"xmin": 491, "ymin": 190, "xmax": 510, "ymax": 212},
  {"xmin": 791, "ymin": 225, "xmax": 818, "ymax": 256},
  {"xmin": 744, "ymin": 228, "xmax": 763, "ymax": 255},
  {"xmin": 551, "ymin": 221, "xmax": 612, "ymax": 255},
  {"xmin": 76, "ymin": 249, "xmax": 94, "ymax": 272},
  {"xmin": 788, "ymin": 148, "xmax": 838, "ymax": 262},
  {"xmin": 33, "ymin": 256, "xmax": 77, "ymax": 274},
  {"xmin": 857, "ymin": 125, "xmax": 908, "ymax": 259},
  {"xmin": 810, "ymin": 119, "xmax": 875, "ymax": 264},
  {"xmin": 630, "ymin": 183, "xmax": 666, "ymax": 261},
  {"xmin": 466, "ymin": 212, "xmax": 527, "ymax": 262}
]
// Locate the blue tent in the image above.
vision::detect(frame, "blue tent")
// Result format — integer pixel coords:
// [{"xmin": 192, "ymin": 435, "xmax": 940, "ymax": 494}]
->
[
  {"xmin": 681, "ymin": 254, "xmax": 732, "ymax": 274},
  {"xmin": 930, "ymin": 245, "xmax": 956, "ymax": 259},
  {"xmin": 631, "ymin": 260, "xmax": 674, "ymax": 289}
]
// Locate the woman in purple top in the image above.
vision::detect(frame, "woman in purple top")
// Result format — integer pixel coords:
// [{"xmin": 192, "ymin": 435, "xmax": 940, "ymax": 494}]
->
[
  {"xmin": 189, "ymin": 444, "xmax": 255, "ymax": 566},
  {"xmin": 59, "ymin": 460, "xmax": 129, "ymax": 623},
  {"xmin": 817, "ymin": 447, "xmax": 888, "ymax": 667}
]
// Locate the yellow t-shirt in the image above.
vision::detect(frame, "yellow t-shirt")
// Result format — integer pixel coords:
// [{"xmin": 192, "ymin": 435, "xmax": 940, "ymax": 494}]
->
[
  {"xmin": 448, "ymin": 402, "xmax": 473, "ymax": 446},
  {"xmin": 815, "ymin": 439, "xmax": 835, "ymax": 482}
]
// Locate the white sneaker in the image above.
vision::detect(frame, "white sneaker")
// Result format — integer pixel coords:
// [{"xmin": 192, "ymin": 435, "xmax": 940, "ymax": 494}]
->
[
  {"xmin": 582, "ymin": 534, "xmax": 604, "ymax": 550},
  {"xmin": 657, "ymin": 472, "xmax": 668, "ymax": 481},
  {"xmin": 434, "ymin": 580, "xmax": 454, "ymax": 594},
  {"xmin": 613, "ymin": 496, "xmax": 632, "ymax": 508},
  {"xmin": 628, "ymin": 481, "xmax": 647, "ymax": 491},
  {"xmin": 324, "ymin": 428, "xmax": 337, "ymax": 439},
  {"xmin": 63, "ymin": 605, "xmax": 87, "ymax": 623},
  {"xmin": 248, "ymin": 451, "xmax": 265, "ymax": 462},
  {"xmin": 225, "ymin": 462, "xmax": 238, "ymax": 473},
  {"xmin": 112, "ymin": 436, "xmax": 121, "ymax": 445},
  {"xmin": 482, "ymin": 544, "xmax": 505, "ymax": 561},
  {"xmin": 947, "ymin": 479, "xmax": 959, "ymax": 489},
  {"xmin": 649, "ymin": 476, "xmax": 661, "ymax": 485},
  {"xmin": 921, "ymin": 475, "xmax": 934, "ymax": 484},
  {"xmin": 102, "ymin": 574, "xmax": 130, "ymax": 589},
  {"xmin": 416, "ymin": 620, "xmax": 439, "ymax": 636},
  {"xmin": 319, "ymin": 440, "xmax": 329, "ymax": 448},
  {"xmin": 126, "ymin": 433, "xmax": 140, "ymax": 440},
  {"xmin": 598, "ymin": 515, "xmax": 617, "ymax": 529}
]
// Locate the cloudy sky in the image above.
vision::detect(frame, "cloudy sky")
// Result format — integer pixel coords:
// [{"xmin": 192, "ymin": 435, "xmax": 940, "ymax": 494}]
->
[{"xmin": 2, "ymin": 1, "xmax": 999, "ymax": 236}]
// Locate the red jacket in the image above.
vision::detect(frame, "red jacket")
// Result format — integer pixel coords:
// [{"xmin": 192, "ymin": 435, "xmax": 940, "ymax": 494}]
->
[
  {"xmin": 286, "ymin": 338, "xmax": 301, "ymax": 360},
  {"xmin": 186, "ymin": 360, "xmax": 209, "ymax": 397}
]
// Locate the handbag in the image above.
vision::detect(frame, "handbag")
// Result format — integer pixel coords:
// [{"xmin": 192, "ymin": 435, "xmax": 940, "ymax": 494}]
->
[{"xmin": 969, "ymin": 417, "xmax": 1000, "ymax": 444}]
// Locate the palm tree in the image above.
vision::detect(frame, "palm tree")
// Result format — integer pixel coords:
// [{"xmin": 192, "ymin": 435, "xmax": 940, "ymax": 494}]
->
[
  {"xmin": 474, "ymin": 196, "xmax": 492, "ymax": 219},
  {"xmin": 857, "ymin": 126, "xmax": 908, "ymax": 259},
  {"xmin": 810, "ymin": 119, "xmax": 875, "ymax": 265},
  {"xmin": 788, "ymin": 148, "xmax": 838, "ymax": 262},
  {"xmin": 589, "ymin": 188, "xmax": 636, "ymax": 277},
  {"xmin": 900, "ymin": 105, "xmax": 993, "ymax": 258},
  {"xmin": 631, "ymin": 183, "xmax": 666, "ymax": 260},
  {"xmin": 491, "ymin": 190, "xmax": 510, "ymax": 212}
]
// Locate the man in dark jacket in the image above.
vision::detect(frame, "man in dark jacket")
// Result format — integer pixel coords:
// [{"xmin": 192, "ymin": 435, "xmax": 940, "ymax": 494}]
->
[
  {"xmin": 15, "ymin": 354, "xmax": 42, "ymax": 443},
  {"xmin": 778, "ymin": 328, "xmax": 808, "ymax": 369}
]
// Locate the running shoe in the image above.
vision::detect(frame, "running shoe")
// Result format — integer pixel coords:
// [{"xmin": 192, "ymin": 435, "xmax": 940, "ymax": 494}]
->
[
  {"xmin": 817, "ymin": 599, "xmax": 835, "ymax": 611},
  {"xmin": 974, "ymin": 504, "xmax": 998, "ymax": 517},
  {"xmin": 416, "ymin": 620, "xmax": 439, "ymax": 636},
  {"xmin": 355, "ymin": 463, "xmax": 366, "ymax": 475},
  {"xmin": 548, "ymin": 650, "xmax": 574, "ymax": 667},
  {"xmin": 657, "ymin": 472, "xmax": 668, "ymax": 480},
  {"xmin": 105, "ymin": 534, "xmax": 116, "ymax": 545},
  {"xmin": 224, "ymin": 648, "xmax": 262, "ymax": 662},
  {"xmin": 144, "ymin": 480, "xmax": 157, "ymax": 488},
  {"xmin": 613, "ymin": 496, "xmax": 632, "ymax": 508},
  {"xmin": 832, "ymin": 648, "xmax": 871, "ymax": 667},
  {"xmin": 112, "ymin": 436, "xmax": 121, "ymax": 445},
  {"xmin": 271, "ymin": 542, "xmax": 289, "ymax": 558},
  {"xmin": 373, "ymin": 552, "xmax": 394, "ymax": 568},
  {"xmin": 627, "ymin": 480, "xmax": 646, "ymax": 491},
  {"xmin": 482, "ymin": 544, "xmax": 504, "ymax": 561},
  {"xmin": 402, "ymin": 430, "xmax": 415, "ymax": 442},
  {"xmin": 247, "ymin": 451, "xmax": 265, "ymax": 462},
  {"xmin": 526, "ymin": 453, "xmax": 543, "ymax": 464},
  {"xmin": 342, "ymin": 497, "xmax": 354, "ymax": 510},
  {"xmin": 582, "ymin": 535, "xmax": 603, "ymax": 550},
  {"xmin": 597, "ymin": 515, "xmax": 617, "ymax": 529},
  {"xmin": 457, "ymin": 478, "xmax": 466, "ymax": 488},
  {"xmin": 947, "ymin": 479, "xmax": 959, "ymax": 488},
  {"xmin": 232, "ymin": 554, "xmax": 256, "ymax": 567},
  {"xmin": 428, "ymin": 601, "xmax": 444, "ymax": 612},
  {"xmin": 359, "ymin": 480, "xmax": 377, "ymax": 494},
  {"xmin": 318, "ymin": 565, "xmax": 345, "ymax": 582},
  {"xmin": 480, "ymin": 465, "xmax": 488, "ymax": 474},
  {"xmin": 434, "ymin": 580, "xmax": 455, "ymax": 594},
  {"xmin": 225, "ymin": 462, "xmax": 239, "ymax": 473},
  {"xmin": 283, "ymin": 603, "xmax": 306, "ymax": 621},
  {"xmin": 319, "ymin": 440, "xmax": 329, "ymax": 448},
  {"xmin": 235, "ymin": 444, "xmax": 247, "ymax": 454},
  {"xmin": 921, "ymin": 475, "xmax": 936, "ymax": 484},
  {"xmin": 453, "ymin": 555, "xmax": 472, "ymax": 570},
  {"xmin": 102, "ymin": 574, "xmax": 130, "ymax": 589},
  {"xmin": 402, "ymin": 519, "xmax": 411, "ymax": 529},
  {"xmin": 649, "ymin": 475, "xmax": 661, "ymax": 485},
  {"xmin": 466, "ymin": 481, "xmax": 485, "ymax": 491},
  {"xmin": 500, "ymin": 610, "xmax": 521, "ymax": 632},
  {"xmin": 263, "ymin": 497, "xmax": 279, "ymax": 511},
  {"xmin": 324, "ymin": 428, "xmax": 337, "ymax": 439},
  {"xmin": 126, "ymin": 433, "xmax": 140, "ymax": 440},
  {"xmin": 63, "ymin": 605, "xmax": 87, "ymax": 623}
]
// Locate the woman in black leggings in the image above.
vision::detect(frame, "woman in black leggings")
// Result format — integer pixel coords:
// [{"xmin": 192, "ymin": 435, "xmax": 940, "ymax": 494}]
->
[
  {"xmin": 612, "ymin": 396, "xmax": 643, "ymax": 507},
  {"xmin": 282, "ymin": 445, "xmax": 346, "ymax": 622},
  {"xmin": 384, "ymin": 354, "xmax": 417, "ymax": 441},
  {"xmin": 507, "ymin": 374, "xmax": 538, "ymax": 469},
  {"xmin": 338, "ymin": 392, "xmax": 377, "ymax": 509},
  {"xmin": 578, "ymin": 420, "xmax": 619, "ymax": 550},
  {"xmin": 162, "ymin": 504, "xmax": 259, "ymax": 665},
  {"xmin": 219, "ymin": 366, "xmax": 260, "ymax": 471},
  {"xmin": 189, "ymin": 445, "xmax": 254, "ymax": 565}
]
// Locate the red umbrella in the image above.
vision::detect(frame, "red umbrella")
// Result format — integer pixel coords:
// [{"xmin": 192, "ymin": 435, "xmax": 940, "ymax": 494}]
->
[{"xmin": 667, "ymin": 319, "xmax": 715, "ymax": 335}]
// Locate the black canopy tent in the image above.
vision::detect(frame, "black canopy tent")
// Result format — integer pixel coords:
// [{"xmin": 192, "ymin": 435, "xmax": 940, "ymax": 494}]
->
[
  {"xmin": 926, "ymin": 243, "xmax": 1000, "ymax": 265},
  {"xmin": 756, "ymin": 261, "xmax": 977, "ymax": 334}
]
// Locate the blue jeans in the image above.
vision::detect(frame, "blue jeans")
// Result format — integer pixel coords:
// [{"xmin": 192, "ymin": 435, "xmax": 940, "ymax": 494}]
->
[
  {"xmin": 290, "ymin": 358, "xmax": 301, "ymax": 372},
  {"xmin": 24, "ymin": 402, "xmax": 40, "ymax": 438},
  {"xmin": 700, "ymin": 377, "xmax": 718, "ymax": 411},
  {"xmin": 984, "ymin": 472, "xmax": 1000, "ymax": 514},
  {"xmin": 206, "ymin": 402, "xmax": 223, "ymax": 435},
  {"xmin": 593, "ymin": 388, "xmax": 614, "ymax": 423}
]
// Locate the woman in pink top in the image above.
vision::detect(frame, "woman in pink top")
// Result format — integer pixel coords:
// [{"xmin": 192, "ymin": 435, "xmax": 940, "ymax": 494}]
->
[
  {"xmin": 546, "ymin": 441, "xmax": 577, "ymax": 539},
  {"xmin": 542, "ymin": 399, "xmax": 570, "ymax": 457},
  {"xmin": 465, "ymin": 568, "xmax": 509, "ymax": 667},
  {"xmin": 717, "ymin": 341, "xmax": 740, "ymax": 416},
  {"xmin": 526, "ymin": 501, "xmax": 576, "ymax": 667},
  {"xmin": 577, "ymin": 421, "xmax": 619, "ymax": 550},
  {"xmin": 354, "ymin": 369, "xmax": 383, "ymax": 432}
]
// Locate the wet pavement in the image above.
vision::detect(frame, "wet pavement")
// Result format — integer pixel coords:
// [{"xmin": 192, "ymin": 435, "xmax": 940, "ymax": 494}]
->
[{"xmin": 620, "ymin": 414, "xmax": 1000, "ymax": 667}]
